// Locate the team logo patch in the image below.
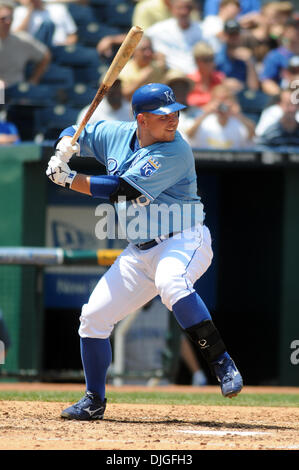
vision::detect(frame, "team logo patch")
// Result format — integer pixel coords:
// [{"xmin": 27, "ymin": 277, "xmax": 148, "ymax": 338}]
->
[
  {"xmin": 107, "ymin": 158, "xmax": 118, "ymax": 174},
  {"xmin": 140, "ymin": 157, "xmax": 161, "ymax": 177}
]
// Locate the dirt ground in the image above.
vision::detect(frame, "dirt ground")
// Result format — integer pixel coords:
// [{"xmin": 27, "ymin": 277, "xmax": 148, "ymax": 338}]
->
[{"xmin": 0, "ymin": 383, "xmax": 299, "ymax": 451}]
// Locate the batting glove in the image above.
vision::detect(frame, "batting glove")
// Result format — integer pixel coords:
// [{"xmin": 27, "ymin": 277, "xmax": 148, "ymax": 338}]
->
[
  {"xmin": 46, "ymin": 155, "xmax": 77, "ymax": 188},
  {"xmin": 55, "ymin": 136, "xmax": 80, "ymax": 163}
]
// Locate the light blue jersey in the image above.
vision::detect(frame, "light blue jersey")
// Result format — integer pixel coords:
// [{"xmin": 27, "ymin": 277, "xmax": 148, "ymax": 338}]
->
[{"xmin": 76, "ymin": 120, "xmax": 204, "ymax": 244}]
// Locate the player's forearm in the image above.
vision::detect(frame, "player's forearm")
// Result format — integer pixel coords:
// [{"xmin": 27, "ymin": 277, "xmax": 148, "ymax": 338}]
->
[
  {"xmin": 71, "ymin": 174, "xmax": 120, "ymax": 199},
  {"xmin": 71, "ymin": 173, "xmax": 91, "ymax": 195}
]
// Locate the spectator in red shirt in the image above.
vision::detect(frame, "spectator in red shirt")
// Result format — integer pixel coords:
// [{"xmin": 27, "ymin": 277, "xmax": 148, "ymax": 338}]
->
[{"xmin": 187, "ymin": 41, "xmax": 225, "ymax": 108}]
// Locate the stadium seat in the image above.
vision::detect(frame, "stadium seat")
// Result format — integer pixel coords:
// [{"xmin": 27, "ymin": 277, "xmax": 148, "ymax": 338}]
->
[
  {"xmin": 77, "ymin": 22, "xmax": 121, "ymax": 47},
  {"xmin": 34, "ymin": 105, "xmax": 80, "ymax": 140},
  {"xmin": 5, "ymin": 82, "xmax": 57, "ymax": 106},
  {"xmin": 237, "ymin": 89, "xmax": 271, "ymax": 114},
  {"xmin": 243, "ymin": 112, "xmax": 262, "ymax": 124},
  {"xmin": 67, "ymin": 3, "xmax": 95, "ymax": 26},
  {"xmin": 67, "ymin": 83, "xmax": 97, "ymax": 108},
  {"xmin": 73, "ymin": 63, "xmax": 108, "ymax": 87},
  {"xmin": 104, "ymin": 0, "xmax": 134, "ymax": 29}
]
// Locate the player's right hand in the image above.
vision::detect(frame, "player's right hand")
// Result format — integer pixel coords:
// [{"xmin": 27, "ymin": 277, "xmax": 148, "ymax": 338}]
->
[
  {"xmin": 46, "ymin": 155, "xmax": 77, "ymax": 188},
  {"xmin": 55, "ymin": 136, "xmax": 80, "ymax": 163}
]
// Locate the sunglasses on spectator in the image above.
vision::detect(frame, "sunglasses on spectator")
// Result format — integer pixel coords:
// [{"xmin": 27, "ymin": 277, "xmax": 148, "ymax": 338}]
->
[
  {"xmin": 0, "ymin": 15, "xmax": 12, "ymax": 22},
  {"xmin": 289, "ymin": 67, "xmax": 299, "ymax": 73},
  {"xmin": 196, "ymin": 56, "xmax": 214, "ymax": 62}
]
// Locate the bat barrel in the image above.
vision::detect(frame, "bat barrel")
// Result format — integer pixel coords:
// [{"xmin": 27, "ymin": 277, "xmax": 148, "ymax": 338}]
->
[{"xmin": 71, "ymin": 26, "xmax": 143, "ymax": 145}]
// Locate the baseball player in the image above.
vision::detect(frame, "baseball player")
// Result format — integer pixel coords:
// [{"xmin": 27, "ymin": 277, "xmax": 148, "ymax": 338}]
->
[{"xmin": 46, "ymin": 83, "xmax": 243, "ymax": 421}]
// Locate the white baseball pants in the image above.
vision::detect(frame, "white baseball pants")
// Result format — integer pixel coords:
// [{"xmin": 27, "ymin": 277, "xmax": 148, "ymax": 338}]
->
[{"xmin": 79, "ymin": 223, "xmax": 213, "ymax": 338}]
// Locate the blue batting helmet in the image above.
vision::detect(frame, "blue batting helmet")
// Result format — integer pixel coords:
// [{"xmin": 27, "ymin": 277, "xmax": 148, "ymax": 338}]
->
[{"xmin": 132, "ymin": 83, "xmax": 186, "ymax": 118}]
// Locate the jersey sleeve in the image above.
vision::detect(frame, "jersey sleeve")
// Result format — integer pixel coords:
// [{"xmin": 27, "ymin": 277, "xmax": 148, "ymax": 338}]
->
[
  {"xmin": 121, "ymin": 139, "xmax": 191, "ymax": 201},
  {"xmin": 77, "ymin": 121, "xmax": 108, "ymax": 165}
]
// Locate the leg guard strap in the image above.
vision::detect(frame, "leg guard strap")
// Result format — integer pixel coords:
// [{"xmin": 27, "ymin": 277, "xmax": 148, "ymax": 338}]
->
[{"xmin": 184, "ymin": 320, "xmax": 226, "ymax": 365}]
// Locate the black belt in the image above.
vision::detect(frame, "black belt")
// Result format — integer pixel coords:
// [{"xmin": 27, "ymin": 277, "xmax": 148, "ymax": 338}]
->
[{"xmin": 135, "ymin": 232, "xmax": 174, "ymax": 251}]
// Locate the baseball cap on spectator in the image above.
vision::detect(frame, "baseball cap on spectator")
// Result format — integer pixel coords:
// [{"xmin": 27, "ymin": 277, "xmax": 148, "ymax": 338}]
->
[
  {"xmin": 287, "ymin": 55, "xmax": 299, "ymax": 72},
  {"xmin": 224, "ymin": 19, "xmax": 241, "ymax": 34}
]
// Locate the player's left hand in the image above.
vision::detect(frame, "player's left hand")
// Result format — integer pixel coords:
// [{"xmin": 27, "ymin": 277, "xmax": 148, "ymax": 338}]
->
[
  {"xmin": 55, "ymin": 136, "xmax": 80, "ymax": 163},
  {"xmin": 46, "ymin": 155, "xmax": 77, "ymax": 188}
]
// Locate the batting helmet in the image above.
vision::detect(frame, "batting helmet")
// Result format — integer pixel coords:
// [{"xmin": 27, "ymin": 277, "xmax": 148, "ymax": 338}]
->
[{"xmin": 132, "ymin": 83, "xmax": 186, "ymax": 118}]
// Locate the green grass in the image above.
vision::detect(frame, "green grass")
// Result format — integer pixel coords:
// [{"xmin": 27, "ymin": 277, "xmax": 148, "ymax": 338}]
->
[{"xmin": 0, "ymin": 390, "xmax": 298, "ymax": 407}]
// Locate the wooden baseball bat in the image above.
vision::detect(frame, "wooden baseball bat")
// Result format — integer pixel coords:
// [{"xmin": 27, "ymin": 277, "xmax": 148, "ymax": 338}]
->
[{"xmin": 71, "ymin": 26, "xmax": 143, "ymax": 145}]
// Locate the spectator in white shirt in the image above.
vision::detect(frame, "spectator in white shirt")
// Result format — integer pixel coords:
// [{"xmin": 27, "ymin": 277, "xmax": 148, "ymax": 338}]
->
[
  {"xmin": 12, "ymin": 0, "xmax": 77, "ymax": 47},
  {"xmin": 76, "ymin": 79, "xmax": 133, "ymax": 126},
  {"xmin": 255, "ymin": 87, "xmax": 299, "ymax": 137},
  {"xmin": 185, "ymin": 84, "xmax": 255, "ymax": 148},
  {"xmin": 146, "ymin": 0, "xmax": 206, "ymax": 74},
  {"xmin": 201, "ymin": 0, "xmax": 241, "ymax": 53}
]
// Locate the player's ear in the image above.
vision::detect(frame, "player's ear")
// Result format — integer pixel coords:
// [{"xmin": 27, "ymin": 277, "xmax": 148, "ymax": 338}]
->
[{"xmin": 137, "ymin": 113, "xmax": 146, "ymax": 126}]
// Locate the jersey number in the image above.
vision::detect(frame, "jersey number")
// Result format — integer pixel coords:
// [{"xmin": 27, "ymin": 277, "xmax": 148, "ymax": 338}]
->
[{"xmin": 131, "ymin": 195, "xmax": 151, "ymax": 208}]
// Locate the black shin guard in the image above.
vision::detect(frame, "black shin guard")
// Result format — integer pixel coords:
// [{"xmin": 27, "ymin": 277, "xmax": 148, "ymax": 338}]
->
[{"xmin": 184, "ymin": 320, "xmax": 226, "ymax": 368}]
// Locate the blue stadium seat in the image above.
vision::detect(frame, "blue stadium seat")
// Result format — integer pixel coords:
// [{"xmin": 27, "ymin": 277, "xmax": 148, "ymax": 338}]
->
[
  {"xmin": 243, "ymin": 112, "xmax": 262, "ymax": 124},
  {"xmin": 5, "ymin": 82, "xmax": 57, "ymax": 106},
  {"xmin": 73, "ymin": 63, "xmax": 108, "ymax": 87},
  {"xmin": 237, "ymin": 89, "xmax": 271, "ymax": 114},
  {"xmin": 34, "ymin": 105, "xmax": 80, "ymax": 139},
  {"xmin": 89, "ymin": 0, "xmax": 109, "ymax": 23},
  {"xmin": 67, "ymin": 3, "xmax": 95, "ymax": 26},
  {"xmin": 104, "ymin": 0, "xmax": 134, "ymax": 29},
  {"xmin": 67, "ymin": 83, "xmax": 97, "ymax": 107},
  {"xmin": 77, "ymin": 22, "xmax": 121, "ymax": 47}
]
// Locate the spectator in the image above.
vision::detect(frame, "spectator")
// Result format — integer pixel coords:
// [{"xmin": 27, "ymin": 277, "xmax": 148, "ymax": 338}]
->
[
  {"xmin": 132, "ymin": 0, "xmax": 201, "ymax": 31},
  {"xmin": 185, "ymin": 84, "xmax": 255, "ymax": 148},
  {"xmin": 214, "ymin": 19, "xmax": 259, "ymax": 91},
  {"xmin": 281, "ymin": 55, "xmax": 299, "ymax": 90},
  {"xmin": 0, "ymin": 0, "xmax": 53, "ymax": 103},
  {"xmin": 76, "ymin": 78, "xmax": 133, "ymax": 125},
  {"xmin": 146, "ymin": 0, "xmax": 207, "ymax": 74},
  {"xmin": 132, "ymin": 0, "xmax": 172, "ymax": 31},
  {"xmin": 260, "ymin": 16, "xmax": 299, "ymax": 97},
  {"xmin": 12, "ymin": 0, "xmax": 101, "ymax": 84},
  {"xmin": 203, "ymin": 0, "xmax": 260, "ymax": 22},
  {"xmin": 96, "ymin": 32, "xmax": 127, "ymax": 62},
  {"xmin": 163, "ymin": 68, "xmax": 201, "ymax": 142},
  {"xmin": 0, "ymin": 103, "xmax": 20, "ymax": 144},
  {"xmin": 251, "ymin": 2, "xmax": 294, "ymax": 47},
  {"xmin": 12, "ymin": 0, "xmax": 77, "ymax": 48},
  {"xmin": 118, "ymin": 35, "xmax": 167, "ymax": 101},
  {"xmin": 201, "ymin": 0, "xmax": 241, "ymax": 53},
  {"xmin": 256, "ymin": 87, "xmax": 299, "ymax": 146},
  {"xmin": 187, "ymin": 41, "xmax": 226, "ymax": 108},
  {"xmin": 255, "ymin": 87, "xmax": 299, "ymax": 137}
]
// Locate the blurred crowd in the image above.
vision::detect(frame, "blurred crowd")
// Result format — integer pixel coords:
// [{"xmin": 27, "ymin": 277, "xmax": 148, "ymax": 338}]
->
[{"xmin": 0, "ymin": 0, "xmax": 298, "ymax": 148}]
